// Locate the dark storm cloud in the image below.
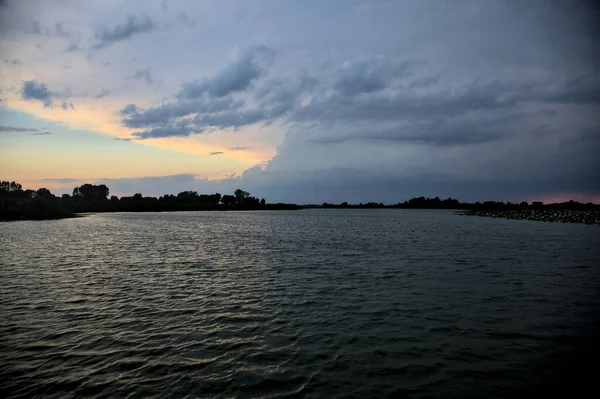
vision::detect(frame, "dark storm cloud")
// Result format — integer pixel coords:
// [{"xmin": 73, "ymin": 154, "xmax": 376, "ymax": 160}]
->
[
  {"xmin": 541, "ymin": 74, "xmax": 600, "ymax": 105},
  {"xmin": 292, "ymin": 74, "xmax": 600, "ymax": 126},
  {"xmin": 121, "ymin": 95, "xmax": 241, "ymax": 128},
  {"xmin": 176, "ymin": 46, "xmax": 275, "ymax": 99},
  {"xmin": 120, "ymin": 47, "xmax": 319, "ymax": 139},
  {"xmin": 309, "ymin": 114, "xmax": 526, "ymax": 147},
  {"xmin": 119, "ymin": 46, "xmax": 316, "ymax": 139},
  {"xmin": 132, "ymin": 121, "xmax": 200, "ymax": 139},
  {"xmin": 92, "ymin": 14, "xmax": 156, "ymax": 50},
  {"xmin": 333, "ymin": 57, "xmax": 415, "ymax": 96}
]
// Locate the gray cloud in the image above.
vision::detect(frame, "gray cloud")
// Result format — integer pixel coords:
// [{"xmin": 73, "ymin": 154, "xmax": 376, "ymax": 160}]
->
[
  {"xmin": 65, "ymin": 43, "xmax": 81, "ymax": 52},
  {"xmin": 21, "ymin": 80, "xmax": 74, "ymax": 109},
  {"xmin": 230, "ymin": 146, "xmax": 252, "ymax": 151},
  {"xmin": 121, "ymin": 95, "xmax": 241, "ymax": 128},
  {"xmin": 21, "ymin": 80, "xmax": 53, "ymax": 107},
  {"xmin": 132, "ymin": 121, "xmax": 200, "ymax": 139},
  {"xmin": 119, "ymin": 103, "xmax": 138, "ymax": 116},
  {"xmin": 208, "ymin": 151, "xmax": 224, "ymax": 156},
  {"xmin": 93, "ymin": 14, "xmax": 156, "ymax": 50},
  {"xmin": 119, "ymin": 48, "xmax": 599, "ymax": 145},
  {"xmin": 0, "ymin": 125, "xmax": 39, "ymax": 132},
  {"xmin": 176, "ymin": 12, "xmax": 198, "ymax": 27},
  {"xmin": 0, "ymin": 125, "xmax": 52, "ymax": 136},
  {"xmin": 177, "ymin": 46, "xmax": 275, "ymax": 99},
  {"xmin": 309, "ymin": 114, "xmax": 526, "ymax": 147},
  {"xmin": 292, "ymin": 74, "xmax": 600, "ymax": 127},
  {"xmin": 60, "ymin": 101, "xmax": 74, "ymax": 110},
  {"xmin": 130, "ymin": 68, "xmax": 154, "ymax": 84},
  {"xmin": 4, "ymin": 58, "xmax": 22, "ymax": 65},
  {"xmin": 120, "ymin": 47, "xmax": 318, "ymax": 139},
  {"xmin": 95, "ymin": 89, "xmax": 110, "ymax": 98},
  {"xmin": 41, "ymin": 177, "xmax": 79, "ymax": 184},
  {"xmin": 333, "ymin": 57, "xmax": 415, "ymax": 96},
  {"xmin": 54, "ymin": 22, "xmax": 72, "ymax": 38}
]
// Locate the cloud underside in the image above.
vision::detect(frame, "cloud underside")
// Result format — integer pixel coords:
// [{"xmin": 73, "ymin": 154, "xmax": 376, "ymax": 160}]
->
[
  {"xmin": 93, "ymin": 14, "xmax": 156, "ymax": 49},
  {"xmin": 119, "ymin": 45, "xmax": 313, "ymax": 139},
  {"xmin": 119, "ymin": 50, "xmax": 599, "ymax": 149}
]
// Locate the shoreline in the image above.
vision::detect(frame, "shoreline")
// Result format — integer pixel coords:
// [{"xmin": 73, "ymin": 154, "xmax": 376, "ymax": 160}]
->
[{"xmin": 459, "ymin": 208, "xmax": 600, "ymax": 225}]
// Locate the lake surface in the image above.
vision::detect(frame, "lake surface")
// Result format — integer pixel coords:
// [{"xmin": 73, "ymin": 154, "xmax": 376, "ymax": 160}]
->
[{"xmin": 1, "ymin": 210, "xmax": 600, "ymax": 398}]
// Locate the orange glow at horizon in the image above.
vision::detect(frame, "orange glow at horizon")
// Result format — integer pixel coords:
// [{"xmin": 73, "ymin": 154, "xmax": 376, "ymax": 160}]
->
[{"xmin": 524, "ymin": 193, "xmax": 600, "ymax": 205}]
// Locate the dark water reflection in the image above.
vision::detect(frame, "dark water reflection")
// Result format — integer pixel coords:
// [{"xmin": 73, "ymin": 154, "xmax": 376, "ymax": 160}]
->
[{"xmin": 1, "ymin": 210, "xmax": 599, "ymax": 398}]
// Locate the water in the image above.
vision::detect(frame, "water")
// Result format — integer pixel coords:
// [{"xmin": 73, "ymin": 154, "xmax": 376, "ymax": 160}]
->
[{"xmin": 1, "ymin": 209, "xmax": 599, "ymax": 398}]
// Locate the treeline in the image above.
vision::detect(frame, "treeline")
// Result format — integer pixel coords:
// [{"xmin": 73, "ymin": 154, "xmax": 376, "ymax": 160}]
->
[
  {"xmin": 0, "ymin": 181, "xmax": 299, "ymax": 221},
  {"xmin": 3, "ymin": 180, "xmax": 598, "ymax": 221},
  {"xmin": 321, "ymin": 196, "xmax": 600, "ymax": 210}
]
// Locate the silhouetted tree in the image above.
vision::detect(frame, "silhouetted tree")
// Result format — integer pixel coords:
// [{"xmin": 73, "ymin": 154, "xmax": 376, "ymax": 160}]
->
[
  {"xmin": 221, "ymin": 195, "xmax": 236, "ymax": 205},
  {"xmin": 177, "ymin": 191, "xmax": 198, "ymax": 199},
  {"xmin": 234, "ymin": 189, "xmax": 251, "ymax": 204},
  {"xmin": 1, "ymin": 180, "xmax": 299, "ymax": 220},
  {"xmin": 36, "ymin": 188, "xmax": 54, "ymax": 198},
  {"xmin": 0, "ymin": 181, "xmax": 22, "ymax": 195},
  {"xmin": 73, "ymin": 184, "xmax": 109, "ymax": 200}
]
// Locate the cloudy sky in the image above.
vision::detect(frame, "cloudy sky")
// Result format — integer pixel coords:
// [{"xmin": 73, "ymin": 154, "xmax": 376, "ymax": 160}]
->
[{"xmin": 1, "ymin": 0, "xmax": 598, "ymax": 203}]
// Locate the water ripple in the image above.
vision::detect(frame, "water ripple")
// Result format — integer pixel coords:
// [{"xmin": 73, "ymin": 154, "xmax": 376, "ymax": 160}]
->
[{"xmin": 1, "ymin": 210, "xmax": 600, "ymax": 398}]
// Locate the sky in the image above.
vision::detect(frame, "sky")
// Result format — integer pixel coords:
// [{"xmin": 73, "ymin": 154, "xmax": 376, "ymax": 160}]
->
[{"xmin": 0, "ymin": 0, "xmax": 599, "ymax": 204}]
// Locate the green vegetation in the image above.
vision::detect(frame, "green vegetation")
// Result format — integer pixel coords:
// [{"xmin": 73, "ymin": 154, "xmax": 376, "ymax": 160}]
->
[{"xmin": 0, "ymin": 181, "xmax": 299, "ymax": 221}]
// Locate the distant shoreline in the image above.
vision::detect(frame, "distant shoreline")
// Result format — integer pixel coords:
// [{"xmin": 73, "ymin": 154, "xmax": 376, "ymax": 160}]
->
[{"xmin": 2, "ymin": 181, "xmax": 599, "ymax": 223}]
